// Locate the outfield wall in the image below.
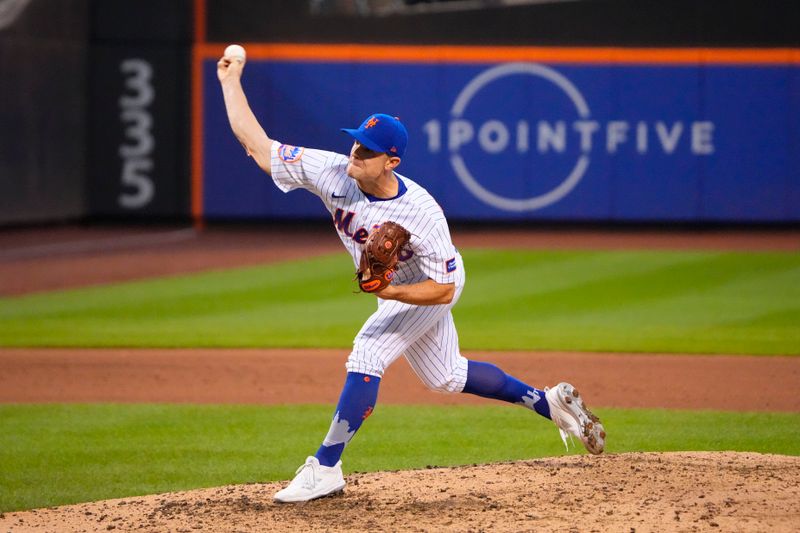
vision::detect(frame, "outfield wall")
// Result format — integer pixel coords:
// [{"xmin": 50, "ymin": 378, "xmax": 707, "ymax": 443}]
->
[
  {"xmin": 86, "ymin": 0, "xmax": 192, "ymax": 219},
  {"xmin": 0, "ymin": 0, "xmax": 88, "ymax": 225},
  {"xmin": 3, "ymin": 1, "xmax": 799, "ymax": 226},
  {"xmin": 199, "ymin": 46, "xmax": 800, "ymax": 222}
]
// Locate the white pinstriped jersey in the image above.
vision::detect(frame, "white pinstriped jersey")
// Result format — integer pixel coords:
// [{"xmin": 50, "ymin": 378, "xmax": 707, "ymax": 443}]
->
[
  {"xmin": 269, "ymin": 142, "xmax": 461, "ymax": 286},
  {"xmin": 268, "ymin": 140, "xmax": 470, "ymax": 391}
]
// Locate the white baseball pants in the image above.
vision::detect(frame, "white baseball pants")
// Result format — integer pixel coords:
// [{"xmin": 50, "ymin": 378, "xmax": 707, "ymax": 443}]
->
[{"xmin": 346, "ymin": 255, "xmax": 468, "ymax": 393}]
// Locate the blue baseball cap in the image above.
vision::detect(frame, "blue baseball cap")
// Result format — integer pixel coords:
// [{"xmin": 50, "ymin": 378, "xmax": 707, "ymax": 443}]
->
[{"xmin": 341, "ymin": 114, "xmax": 408, "ymax": 158}]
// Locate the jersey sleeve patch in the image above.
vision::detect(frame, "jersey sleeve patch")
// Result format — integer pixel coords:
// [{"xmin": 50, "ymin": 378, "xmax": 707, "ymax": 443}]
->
[
  {"xmin": 278, "ymin": 144, "xmax": 305, "ymax": 163},
  {"xmin": 445, "ymin": 257, "xmax": 457, "ymax": 273}
]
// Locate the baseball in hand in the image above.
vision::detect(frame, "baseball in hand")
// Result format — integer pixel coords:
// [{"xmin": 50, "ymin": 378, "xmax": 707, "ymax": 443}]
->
[{"xmin": 224, "ymin": 44, "xmax": 246, "ymax": 63}]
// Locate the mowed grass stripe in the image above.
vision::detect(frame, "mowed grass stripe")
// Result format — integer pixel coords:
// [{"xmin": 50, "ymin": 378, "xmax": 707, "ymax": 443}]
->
[
  {"xmin": 0, "ymin": 250, "xmax": 798, "ymax": 353},
  {"xmin": 0, "ymin": 254, "xmax": 356, "ymax": 319},
  {"xmin": 456, "ymin": 251, "xmax": 800, "ymax": 354},
  {"xmin": 1, "ymin": 403, "xmax": 799, "ymax": 512},
  {"xmin": 466, "ymin": 251, "xmax": 792, "ymax": 317},
  {"xmin": 456, "ymin": 250, "xmax": 800, "ymax": 354}
]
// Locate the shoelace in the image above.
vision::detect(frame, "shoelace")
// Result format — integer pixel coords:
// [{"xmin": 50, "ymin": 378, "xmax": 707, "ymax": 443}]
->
[
  {"xmin": 545, "ymin": 387, "xmax": 578, "ymax": 451},
  {"xmin": 296, "ymin": 460, "xmax": 319, "ymax": 490},
  {"xmin": 556, "ymin": 426, "xmax": 576, "ymax": 451}
]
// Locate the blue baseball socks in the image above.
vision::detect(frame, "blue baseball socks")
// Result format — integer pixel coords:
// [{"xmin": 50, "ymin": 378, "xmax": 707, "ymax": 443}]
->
[
  {"xmin": 315, "ymin": 372, "xmax": 381, "ymax": 467},
  {"xmin": 315, "ymin": 364, "xmax": 547, "ymax": 467},
  {"xmin": 462, "ymin": 360, "xmax": 551, "ymax": 419}
]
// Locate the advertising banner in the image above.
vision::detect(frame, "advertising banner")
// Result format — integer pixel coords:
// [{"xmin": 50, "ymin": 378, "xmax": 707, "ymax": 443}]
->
[{"xmin": 201, "ymin": 49, "xmax": 799, "ymax": 222}]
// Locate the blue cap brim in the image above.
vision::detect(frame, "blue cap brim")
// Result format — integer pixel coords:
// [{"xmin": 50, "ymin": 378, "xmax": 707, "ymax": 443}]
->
[{"xmin": 341, "ymin": 128, "xmax": 388, "ymax": 154}]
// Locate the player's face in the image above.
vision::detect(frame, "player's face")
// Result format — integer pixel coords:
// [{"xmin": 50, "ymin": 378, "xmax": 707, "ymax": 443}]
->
[{"xmin": 347, "ymin": 142, "xmax": 398, "ymax": 181}]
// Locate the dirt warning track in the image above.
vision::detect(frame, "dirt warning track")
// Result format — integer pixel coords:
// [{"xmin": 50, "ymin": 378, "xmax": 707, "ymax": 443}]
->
[
  {"xmin": 1, "ymin": 225, "xmax": 798, "ymax": 296},
  {"xmin": 2, "ymin": 348, "xmax": 798, "ymax": 412}
]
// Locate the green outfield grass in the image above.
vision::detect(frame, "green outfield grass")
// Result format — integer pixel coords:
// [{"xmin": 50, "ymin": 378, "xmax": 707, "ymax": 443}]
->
[
  {"xmin": 1, "ymin": 249, "xmax": 798, "ymax": 354},
  {"xmin": 1, "ymin": 403, "xmax": 798, "ymax": 512}
]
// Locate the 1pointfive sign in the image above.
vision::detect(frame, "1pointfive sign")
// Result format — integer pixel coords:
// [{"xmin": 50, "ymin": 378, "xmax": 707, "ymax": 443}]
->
[{"xmin": 422, "ymin": 63, "xmax": 716, "ymax": 212}]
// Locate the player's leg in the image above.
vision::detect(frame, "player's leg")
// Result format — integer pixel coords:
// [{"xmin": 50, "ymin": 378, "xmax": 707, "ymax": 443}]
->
[
  {"xmin": 314, "ymin": 371, "xmax": 379, "ymax": 467},
  {"xmin": 402, "ymin": 312, "xmax": 469, "ymax": 393},
  {"xmin": 274, "ymin": 371, "xmax": 378, "ymax": 503},
  {"xmin": 462, "ymin": 360, "xmax": 550, "ymax": 418},
  {"xmin": 400, "ymin": 312, "xmax": 547, "ymax": 414},
  {"xmin": 314, "ymin": 299, "xmax": 455, "ymax": 462},
  {"xmin": 275, "ymin": 296, "xmax": 455, "ymax": 502},
  {"xmin": 462, "ymin": 360, "xmax": 605, "ymax": 453},
  {"xmin": 403, "ymin": 312, "xmax": 605, "ymax": 455}
]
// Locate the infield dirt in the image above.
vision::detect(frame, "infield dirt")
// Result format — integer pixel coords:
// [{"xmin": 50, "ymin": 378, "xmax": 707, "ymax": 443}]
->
[{"xmin": 2, "ymin": 452, "xmax": 799, "ymax": 532}]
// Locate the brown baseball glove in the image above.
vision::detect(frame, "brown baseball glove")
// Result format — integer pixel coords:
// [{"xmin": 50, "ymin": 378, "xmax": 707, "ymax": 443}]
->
[{"xmin": 356, "ymin": 221, "xmax": 411, "ymax": 293}]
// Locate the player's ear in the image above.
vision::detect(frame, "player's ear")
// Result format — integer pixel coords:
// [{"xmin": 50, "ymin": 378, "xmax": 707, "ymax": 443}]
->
[{"xmin": 385, "ymin": 156, "xmax": 401, "ymax": 170}]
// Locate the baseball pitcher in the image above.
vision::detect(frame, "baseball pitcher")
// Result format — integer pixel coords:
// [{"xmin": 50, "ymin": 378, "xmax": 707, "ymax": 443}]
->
[{"xmin": 217, "ymin": 49, "xmax": 605, "ymax": 503}]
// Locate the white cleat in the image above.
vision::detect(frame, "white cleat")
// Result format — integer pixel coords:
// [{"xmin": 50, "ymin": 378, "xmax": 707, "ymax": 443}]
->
[
  {"xmin": 545, "ymin": 382, "xmax": 606, "ymax": 455},
  {"xmin": 273, "ymin": 456, "xmax": 346, "ymax": 503}
]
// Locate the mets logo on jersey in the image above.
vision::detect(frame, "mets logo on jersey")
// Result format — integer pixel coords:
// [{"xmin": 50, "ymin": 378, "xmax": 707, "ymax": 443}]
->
[
  {"xmin": 278, "ymin": 144, "xmax": 304, "ymax": 163},
  {"xmin": 333, "ymin": 208, "xmax": 415, "ymax": 261}
]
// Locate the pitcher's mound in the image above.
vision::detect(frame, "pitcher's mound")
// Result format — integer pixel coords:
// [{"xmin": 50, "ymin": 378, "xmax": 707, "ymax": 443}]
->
[{"xmin": 3, "ymin": 452, "xmax": 798, "ymax": 532}]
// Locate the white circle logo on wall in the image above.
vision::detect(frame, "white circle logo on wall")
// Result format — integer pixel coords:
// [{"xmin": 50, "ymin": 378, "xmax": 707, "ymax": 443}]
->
[{"xmin": 450, "ymin": 63, "xmax": 591, "ymax": 212}]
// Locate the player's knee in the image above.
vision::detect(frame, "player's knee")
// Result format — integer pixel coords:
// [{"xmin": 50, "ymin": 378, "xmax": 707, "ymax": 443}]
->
[
  {"xmin": 345, "ymin": 350, "xmax": 387, "ymax": 378},
  {"xmin": 423, "ymin": 373, "xmax": 463, "ymax": 394}
]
